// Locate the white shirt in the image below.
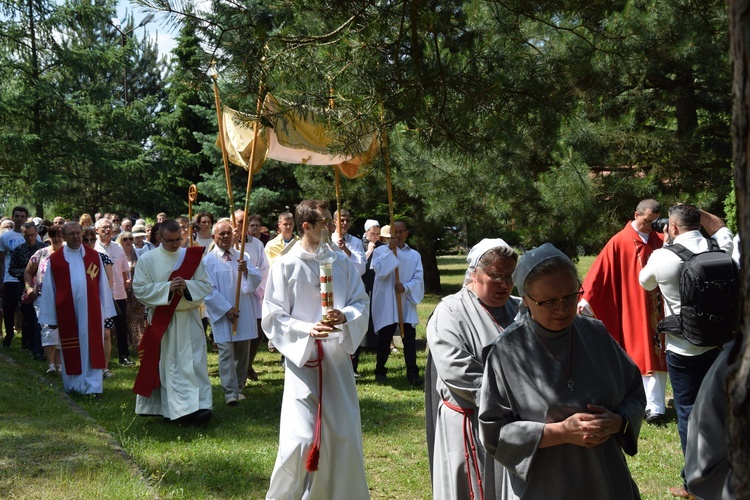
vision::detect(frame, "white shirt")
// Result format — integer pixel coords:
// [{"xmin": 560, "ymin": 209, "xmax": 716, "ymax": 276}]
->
[
  {"xmin": 95, "ymin": 239, "xmax": 128, "ymax": 300},
  {"xmin": 242, "ymin": 237, "xmax": 269, "ymax": 319},
  {"xmin": 639, "ymin": 227, "xmax": 733, "ymax": 356},
  {"xmin": 332, "ymin": 232, "xmax": 367, "ymax": 276},
  {"xmin": 371, "ymin": 244, "xmax": 424, "ymax": 332},
  {"xmin": 0, "ymin": 230, "xmax": 25, "ymax": 283}
]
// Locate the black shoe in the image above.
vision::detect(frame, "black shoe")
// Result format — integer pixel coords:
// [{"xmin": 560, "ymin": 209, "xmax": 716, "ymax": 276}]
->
[
  {"xmin": 375, "ymin": 373, "xmax": 387, "ymax": 383},
  {"xmin": 645, "ymin": 409, "xmax": 664, "ymax": 424},
  {"xmin": 408, "ymin": 377, "xmax": 424, "ymax": 388},
  {"xmin": 119, "ymin": 357, "xmax": 135, "ymax": 367},
  {"xmin": 174, "ymin": 409, "xmax": 212, "ymax": 426}
]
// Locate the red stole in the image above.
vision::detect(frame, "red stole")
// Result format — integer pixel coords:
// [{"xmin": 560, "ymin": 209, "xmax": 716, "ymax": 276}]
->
[
  {"xmin": 50, "ymin": 246, "xmax": 105, "ymax": 375},
  {"xmin": 133, "ymin": 246, "xmax": 204, "ymax": 397}
]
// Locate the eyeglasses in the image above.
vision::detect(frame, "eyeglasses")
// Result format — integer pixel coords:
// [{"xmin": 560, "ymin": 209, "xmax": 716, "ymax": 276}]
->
[
  {"xmin": 526, "ymin": 287, "xmax": 583, "ymax": 310},
  {"xmin": 82, "ymin": 237, "xmax": 96, "ymax": 243},
  {"xmin": 121, "ymin": 237, "xmax": 133, "ymax": 241},
  {"xmin": 315, "ymin": 218, "xmax": 333, "ymax": 224},
  {"xmin": 112, "ymin": 219, "xmax": 120, "ymax": 223},
  {"xmin": 162, "ymin": 237, "xmax": 182, "ymax": 244},
  {"xmin": 482, "ymin": 271, "xmax": 514, "ymax": 285}
]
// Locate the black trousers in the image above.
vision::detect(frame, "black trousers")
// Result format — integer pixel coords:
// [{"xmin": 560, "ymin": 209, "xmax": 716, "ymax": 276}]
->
[
  {"xmin": 375, "ymin": 322, "xmax": 418, "ymax": 380},
  {"xmin": 113, "ymin": 298, "xmax": 129, "ymax": 360},
  {"xmin": 2, "ymin": 282, "xmax": 21, "ymax": 345}
]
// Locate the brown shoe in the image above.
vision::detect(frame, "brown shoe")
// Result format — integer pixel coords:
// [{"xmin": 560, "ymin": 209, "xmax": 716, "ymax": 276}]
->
[{"xmin": 668, "ymin": 486, "xmax": 694, "ymax": 499}]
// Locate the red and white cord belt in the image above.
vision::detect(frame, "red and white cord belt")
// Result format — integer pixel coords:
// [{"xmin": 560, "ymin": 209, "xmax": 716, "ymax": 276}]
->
[
  {"xmin": 442, "ymin": 399, "xmax": 484, "ymax": 500},
  {"xmin": 304, "ymin": 340, "xmax": 324, "ymax": 471}
]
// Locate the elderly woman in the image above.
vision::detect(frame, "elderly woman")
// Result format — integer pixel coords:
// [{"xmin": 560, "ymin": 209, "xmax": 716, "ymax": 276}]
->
[
  {"xmin": 117, "ymin": 231, "xmax": 145, "ymax": 352},
  {"xmin": 427, "ymin": 239, "xmax": 521, "ymax": 500},
  {"xmin": 82, "ymin": 227, "xmax": 116, "ymax": 378},
  {"xmin": 478, "ymin": 243, "xmax": 645, "ymax": 499},
  {"xmin": 24, "ymin": 225, "xmax": 64, "ymax": 374}
]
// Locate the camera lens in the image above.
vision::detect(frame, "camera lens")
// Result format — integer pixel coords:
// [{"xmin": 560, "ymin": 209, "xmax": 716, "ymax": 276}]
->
[{"xmin": 651, "ymin": 218, "xmax": 669, "ymax": 232}]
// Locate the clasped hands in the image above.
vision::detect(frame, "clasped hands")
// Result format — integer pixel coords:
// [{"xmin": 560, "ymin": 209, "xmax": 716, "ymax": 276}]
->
[
  {"xmin": 169, "ymin": 276, "xmax": 187, "ymax": 295},
  {"xmin": 561, "ymin": 404, "xmax": 623, "ymax": 448},
  {"xmin": 310, "ymin": 309, "xmax": 346, "ymax": 338}
]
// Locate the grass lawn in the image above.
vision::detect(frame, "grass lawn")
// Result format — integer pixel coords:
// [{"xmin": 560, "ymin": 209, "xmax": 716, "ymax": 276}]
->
[{"xmin": 0, "ymin": 255, "xmax": 684, "ymax": 499}]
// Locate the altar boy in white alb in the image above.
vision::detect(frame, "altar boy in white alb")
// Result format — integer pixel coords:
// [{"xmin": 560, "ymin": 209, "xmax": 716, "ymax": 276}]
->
[
  {"xmin": 203, "ymin": 221, "xmax": 262, "ymax": 406},
  {"xmin": 262, "ymin": 199, "xmax": 370, "ymax": 500}
]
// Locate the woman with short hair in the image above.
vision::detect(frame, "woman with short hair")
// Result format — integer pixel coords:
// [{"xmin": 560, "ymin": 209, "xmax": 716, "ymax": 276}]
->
[{"xmin": 117, "ymin": 231, "xmax": 145, "ymax": 352}]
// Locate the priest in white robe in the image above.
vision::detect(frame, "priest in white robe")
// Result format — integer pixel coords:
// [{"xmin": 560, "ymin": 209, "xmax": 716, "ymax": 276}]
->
[
  {"xmin": 133, "ymin": 220, "xmax": 213, "ymax": 424},
  {"xmin": 262, "ymin": 200, "xmax": 370, "ymax": 500},
  {"xmin": 203, "ymin": 221, "xmax": 262, "ymax": 405},
  {"xmin": 38, "ymin": 222, "xmax": 115, "ymax": 395}
]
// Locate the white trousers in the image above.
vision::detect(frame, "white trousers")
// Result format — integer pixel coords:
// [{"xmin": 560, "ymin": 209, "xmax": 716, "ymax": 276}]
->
[{"xmin": 643, "ymin": 371, "xmax": 668, "ymax": 414}]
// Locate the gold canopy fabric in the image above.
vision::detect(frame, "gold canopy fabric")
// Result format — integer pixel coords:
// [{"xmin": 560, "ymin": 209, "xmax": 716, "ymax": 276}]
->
[{"xmin": 220, "ymin": 94, "xmax": 379, "ymax": 178}]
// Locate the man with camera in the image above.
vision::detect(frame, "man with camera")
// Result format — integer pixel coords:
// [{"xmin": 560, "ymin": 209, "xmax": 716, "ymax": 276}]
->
[
  {"xmin": 579, "ymin": 199, "xmax": 667, "ymax": 423},
  {"xmin": 639, "ymin": 204, "xmax": 734, "ymax": 499}
]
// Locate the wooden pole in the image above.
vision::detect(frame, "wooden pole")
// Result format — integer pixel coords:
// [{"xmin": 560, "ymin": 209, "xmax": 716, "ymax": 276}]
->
[
  {"xmin": 211, "ymin": 63, "xmax": 237, "ymax": 228},
  {"xmin": 380, "ymin": 115, "xmax": 405, "ymax": 339},
  {"xmin": 187, "ymin": 184, "xmax": 197, "ymax": 246},
  {"xmin": 335, "ymin": 168, "xmax": 342, "ymax": 235},
  {"xmin": 233, "ymin": 80, "xmax": 265, "ymax": 334}
]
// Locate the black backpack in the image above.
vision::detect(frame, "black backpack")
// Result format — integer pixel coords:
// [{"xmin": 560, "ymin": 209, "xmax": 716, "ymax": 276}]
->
[{"xmin": 665, "ymin": 239, "xmax": 739, "ymax": 347}]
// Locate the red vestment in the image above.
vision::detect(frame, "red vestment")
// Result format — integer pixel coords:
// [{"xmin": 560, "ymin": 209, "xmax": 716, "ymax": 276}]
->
[
  {"xmin": 582, "ymin": 223, "xmax": 665, "ymax": 375},
  {"xmin": 49, "ymin": 246, "xmax": 105, "ymax": 375}
]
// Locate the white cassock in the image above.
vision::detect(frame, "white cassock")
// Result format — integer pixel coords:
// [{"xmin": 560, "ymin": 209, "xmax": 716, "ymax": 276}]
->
[
  {"xmin": 332, "ymin": 232, "xmax": 367, "ymax": 276},
  {"xmin": 133, "ymin": 246, "xmax": 213, "ymax": 420},
  {"xmin": 203, "ymin": 246, "xmax": 262, "ymax": 342},
  {"xmin": 262, "ymin": 243, "xmax": 370, "ymax": 500},
  {"xmin": 244, "ymin": 237, "xmax": 269, "ymax": 319},
  {"xmin": 370, "ymin": 244, "xmax": 424, "ymax": 332},
  {"xmin": 38, "ymin": 245, "xmax": 115, "ymax": 394}
]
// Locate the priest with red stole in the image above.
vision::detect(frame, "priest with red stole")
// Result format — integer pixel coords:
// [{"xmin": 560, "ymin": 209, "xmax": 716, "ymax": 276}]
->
[
  {"xmin": 578, "ymin": 199, "xmax": 668, "ymax": 422},
  {"xmin": 133, "ymin": 220, "xmax": 213, "ymax": 425},
  {"xmin": 38, "ymin": 222, "xmax": 115, "ymax": 395}
]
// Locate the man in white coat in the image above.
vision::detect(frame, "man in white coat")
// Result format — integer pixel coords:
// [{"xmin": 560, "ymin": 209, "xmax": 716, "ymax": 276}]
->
[
  {"xmin": 133, "ymin": 220, "xmax": 214, "ymax": 425},
  {"xmin": 203, "ymin": 221, "xmax": 262, "ymax": 405},
  {"xmin": 332, "ymin": 208, "xmax": 366, "ymax": 276},
  {"xmin": 38, "ymin": 222, "xmax": 116, "ymax": 395},
  {"xmin": 234, "ymin": 210, "xmax": 269, "ymax": 381},
  {"xmin": 371, "ymin": 220, "xmax": 425, "ymax": 386},
  {"xmin": 262, "ymin": 199, "xmax": 370, "ymax": 500}
]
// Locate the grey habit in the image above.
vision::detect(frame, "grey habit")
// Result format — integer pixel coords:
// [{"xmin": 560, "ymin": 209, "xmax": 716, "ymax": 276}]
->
[
  {"xmin": 478, "ymin": 313, "xmax": 645, "ymax": 500},
  {"xmin": 685, "ymin": 341, "xmax": 735, "ymax": 500},
  {"xmin": 426, "ymin": 287, "xmax": 521, "ymax": 500}
]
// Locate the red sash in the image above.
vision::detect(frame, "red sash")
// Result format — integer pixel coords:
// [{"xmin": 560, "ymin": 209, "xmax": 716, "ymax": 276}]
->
[
  {"xmin": 133, "ymin": 246, "xmax": 204, "ymax": 397},
  {"xmin": 50, "ymin": 246, "xmax": 105, "ymax": 376}
]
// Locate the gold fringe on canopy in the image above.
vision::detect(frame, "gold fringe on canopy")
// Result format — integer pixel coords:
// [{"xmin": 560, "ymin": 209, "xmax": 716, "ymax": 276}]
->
[{"xmin": 219, "ymin": 94, "xmax": 379, "ymax": 178}]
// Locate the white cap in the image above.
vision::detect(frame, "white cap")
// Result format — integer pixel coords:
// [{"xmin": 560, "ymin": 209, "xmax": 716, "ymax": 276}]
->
[
  {"xmin": 364, "ymin": 219, "xmax": 380, "ymax": 232},
  {"xmin": 466, "ymin": 238, "xmax": 512, "ymax": 271}
]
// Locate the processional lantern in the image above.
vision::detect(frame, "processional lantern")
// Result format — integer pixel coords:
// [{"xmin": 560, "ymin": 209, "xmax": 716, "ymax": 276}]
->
[{"xmin": 314, "ymin": 227, "xmax": 340, "ymax": 332}]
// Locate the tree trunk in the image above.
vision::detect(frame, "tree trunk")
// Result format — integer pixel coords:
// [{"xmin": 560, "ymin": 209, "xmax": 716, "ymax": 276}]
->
[{"xmin": 728, "ymin": 1, "xmax": 750, "ymax": 496}]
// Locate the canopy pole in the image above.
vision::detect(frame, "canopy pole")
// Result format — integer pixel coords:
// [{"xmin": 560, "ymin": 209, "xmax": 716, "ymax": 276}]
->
[
  {"xmin": 380, "ymin": 109, "xmax": 405, "ymax": 339},
  {"xmin": 210, "ymin": 61, "xmax": 237, "ymax": 228},
  {"xmin": 187, "ymin": 185, "xmax": 198, "ymax": 246},
  {"xmin": 335, "ymin": 169, "xmax": 342, "ymax": 234},
  {"xmin": 233, "ymin": 78, "xmax": 265, "ymax": 334},
  {"xmin": 329, "ymin": 82, "xmax": 343, "ymax": 235}
]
